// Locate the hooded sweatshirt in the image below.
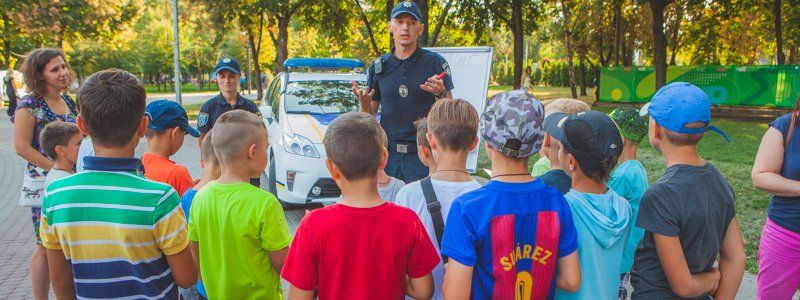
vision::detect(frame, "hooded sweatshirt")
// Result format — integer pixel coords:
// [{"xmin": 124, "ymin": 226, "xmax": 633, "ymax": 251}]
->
[{"xmin": 556, "ymin": 189, "xmax": 632, "ymax": 300}]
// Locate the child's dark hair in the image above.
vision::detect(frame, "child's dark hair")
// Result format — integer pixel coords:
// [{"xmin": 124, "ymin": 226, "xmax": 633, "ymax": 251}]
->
[
  {"xmin": 564, "ymin": 121, "xmax": 619, "ymax": 183},
  {"xmin": 663, "ymin": 122, "xmax": 705, "ymax": 146},
  {"xmin": 77, "ymin": 69, "xmax": 146, "ymax": 148},
  {"xmin": 324, "ymin": 112, "xmax": 385, "ymax": 180},
  {"xmin": 414, "ymin": 117, "xmax": 430, "ymax": 149},
  {"xmin": 40, "ymin": 121, "xmax": 81, "ymax": 160}
]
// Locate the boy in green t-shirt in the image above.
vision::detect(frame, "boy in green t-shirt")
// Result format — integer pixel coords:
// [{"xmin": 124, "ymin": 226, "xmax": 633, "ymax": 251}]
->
[{"xmin": 188, "ymin": 110, "xmax": 291, "ymax": 299}]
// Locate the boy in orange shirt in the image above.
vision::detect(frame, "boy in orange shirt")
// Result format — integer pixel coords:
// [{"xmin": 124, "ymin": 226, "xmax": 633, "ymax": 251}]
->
[{"xmin": 143, "ymin": 99, "xmax": 200, "ymax": 196}]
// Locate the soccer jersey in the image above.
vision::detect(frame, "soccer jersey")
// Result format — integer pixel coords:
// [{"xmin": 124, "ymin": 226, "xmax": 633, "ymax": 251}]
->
[{"xmin": 40, "ymin": 156, "xmax": 188, "ymax": 299}]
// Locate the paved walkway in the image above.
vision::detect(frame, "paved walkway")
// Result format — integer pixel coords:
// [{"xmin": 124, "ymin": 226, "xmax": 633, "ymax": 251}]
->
[{"xmin": 0, "ymin": 110, "xmax": 791, "ymax": 299}]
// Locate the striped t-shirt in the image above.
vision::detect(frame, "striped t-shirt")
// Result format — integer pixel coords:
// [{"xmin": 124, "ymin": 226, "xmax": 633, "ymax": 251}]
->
[{"xmin": 40, "ymin": 156, "xmax": 188, "ymax": 299}]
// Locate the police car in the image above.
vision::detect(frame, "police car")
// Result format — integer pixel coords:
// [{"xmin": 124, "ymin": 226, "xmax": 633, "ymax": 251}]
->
[{"xmin": 259, "ymin": 58, "xmax": 366, "ymax": 207}]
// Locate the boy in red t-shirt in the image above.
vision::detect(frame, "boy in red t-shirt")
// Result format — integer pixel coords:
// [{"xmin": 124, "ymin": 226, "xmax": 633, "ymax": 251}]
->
[
  {"xmin": 281, "ymin": 112, "xmax": 440, "ymax": 299},
  {"xmin": 142, "ymin": 99, "xmax": 200, "ymax": 196}
]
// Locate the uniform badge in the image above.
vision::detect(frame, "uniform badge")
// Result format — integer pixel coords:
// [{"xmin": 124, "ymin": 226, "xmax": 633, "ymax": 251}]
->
[
  {"xmin": 399, "ymin": 85, "xmax": 409, "ymax": 98},
  {"xmin": 222, "ymin": 58, "xmax": 231, "ymax": 63},
  {"xmin": 402, "ymin": 1, "xmax": 413, "ymax": 7},
  {"xmin": 442, "ymin": 62, "xmax": 451, "ymax": 76},
  {"xmin": 373, "ymin": 58, "xmax": 384, "ymax": 75},
  {"xmin": 198, "ymin": 113, "xmax": 209, "ymax": 127}
]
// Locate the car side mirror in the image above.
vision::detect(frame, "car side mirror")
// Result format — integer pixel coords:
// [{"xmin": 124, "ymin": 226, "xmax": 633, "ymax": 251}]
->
[{"xmin": 260, "ymin": 106, "xmax": 274, "ymax": 124}]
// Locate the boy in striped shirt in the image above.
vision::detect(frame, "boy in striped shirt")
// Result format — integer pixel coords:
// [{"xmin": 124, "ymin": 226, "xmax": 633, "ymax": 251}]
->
[{"xmin": 39, "ymin": 69, "xmax": 197, "ymax": 299}]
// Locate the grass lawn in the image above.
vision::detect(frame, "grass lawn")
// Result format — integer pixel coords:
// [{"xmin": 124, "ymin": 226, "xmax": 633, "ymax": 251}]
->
[
  {"xmin": 183, "ymin": 85, "xmax": 770, "ymax": 273},
  {"xmin": 145, "ymin": 83, "xmax": 216, "ymax": 94}
]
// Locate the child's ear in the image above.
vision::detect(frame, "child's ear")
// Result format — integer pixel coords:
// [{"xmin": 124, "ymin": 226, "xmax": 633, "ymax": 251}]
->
[
  {"xmin": 54, "ymin": 144, "xmax": 65, "ymax": 157},
  {"xmin": 76, "ymin": 114, "xmax": 89, "ymax": 136},
  {"xmin": 568, "ymin": 153, "xmax": 577, "ymax": 172},
  {"xmin": 137, "ymin": 116, "xmax": 148, "ymax": 138},
  {"xmin": 248, "ymin": 143, "xmax": 257, "ymax": 159},
  {"xmin": 171, "ymin": 127, "xmax": 181, "ymax": 140},
  {"xmin": 325, "ymin": 159, "xmax": 340, "ymax": 181},
  {"xmin": 378, "ymin": 147, "xmax": 388, "ymax": 171},
  {"xmin": 426, "ymin": 132, "xmax": 437, "ymax": 150},
  {"xmin": 543, "ymin": 134, "xmax": 551, "ymax": 148}
]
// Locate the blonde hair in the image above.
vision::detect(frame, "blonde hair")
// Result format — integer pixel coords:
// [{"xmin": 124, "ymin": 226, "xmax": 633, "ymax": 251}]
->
[
  {"xmin": 211, "ymin": 110, "xmax": 267, "ymax": 163},
  {"xmin": 427, "ymin": 98, "xmax": 479, "ymax": 151},
  {"xmin": 201, "ymin": 129, "xmax": 219, "ymax": 166},
  {"xmin": 544, "ymin": 98, "xmax": 590, "ymax": 119}
]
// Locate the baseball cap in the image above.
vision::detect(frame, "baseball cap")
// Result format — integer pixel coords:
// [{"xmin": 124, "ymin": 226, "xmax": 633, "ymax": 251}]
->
[
  {"xmin": 543, "ymin": 112, "xmax": 568, "ymax": 141},
  {"xmin": 481, "ymin": 90, "xmax": 545, "ymax": 158},
  {"xmin": 146, "ymin": 99, "xmax": 201, "ymax": 138},
  {"xmin": 215, "ymin": 58, "xmax": 241, "ymax": 75},
  {"xmin": 391, "ymin": 1, "xmax": 422, "ymax": 21},
  {"xmin": 549, "ymin": 110, "xmax": 623, "ymax": 168},
  {"xmin": 640, "ymin": 82, "xmax": 729, "ymax": 142},
  {"xmin": 609, "ymin": 107, "xmax": 648, "ymax": 143}
]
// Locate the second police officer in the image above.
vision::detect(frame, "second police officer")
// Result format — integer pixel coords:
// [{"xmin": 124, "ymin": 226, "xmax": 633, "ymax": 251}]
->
[{"xmin": 353, "ymin": 0, "xmax": 454, "ymax": 183}]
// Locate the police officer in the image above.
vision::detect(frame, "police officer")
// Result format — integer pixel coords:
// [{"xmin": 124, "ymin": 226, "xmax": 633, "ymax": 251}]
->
[
  {"xmin": 352, "ymin": 0, "xmax": 454, "ymax": 183},
  {"xmin": 198, "ymin": 57, "xmax": 262, "ymax": 186}
]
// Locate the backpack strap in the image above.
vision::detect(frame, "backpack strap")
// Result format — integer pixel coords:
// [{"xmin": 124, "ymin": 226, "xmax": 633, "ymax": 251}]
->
[
  {"xmin": 786, "ymin": 111, "xmax": 797, "ymax": 147},
  {"xmin": 420, "ymin": 176, "xmax": 447, "ymax": 262}
]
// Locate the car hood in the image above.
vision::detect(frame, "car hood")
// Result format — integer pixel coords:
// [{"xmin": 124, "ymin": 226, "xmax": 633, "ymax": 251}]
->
[{"xmin": 285, "ymin": 113, "xmax": 340, "ymax": 144}]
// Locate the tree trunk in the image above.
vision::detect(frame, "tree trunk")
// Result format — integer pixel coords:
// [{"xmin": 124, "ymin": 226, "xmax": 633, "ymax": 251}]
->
[
  {"xmin": 614, "ymin": 0, "xmax": 622, "ymax": 66},
  {"xmin": 247, "ymin": 34, "xmax": 263, "ymax": 100},
  {"xmin": 1, "ymin": 13, "xmax": 9, "ymax": 68},
  {"xmin": 511, "ymin": 0, "xmax": 524, "ymax": 89},
  {"xmin": 430, "ymin": 0, "xmax": 453, "ymax": 46},
  {"xmin": 355, "ymin": 0, "xmax": 381, "ymax": 55},
  {"xmin": 774, "ymin": 0, "xmax": 785, "ymax": 64},
  {"xmin": 561, "ymin": 0, "xmax": 577, "ymax": 98},
  {"xmin": 650, "ymin": 0, "xmax": 671, "ymax": 90},
  {"xmin": 789, "ymin": 46, "xmax": 798, "ymax": 64},
  {"xmin": 668, "ymin": 4, "xmax": 683, "ymax": 65},
  {"xmin": 386, "ymin": 1, "xmax": 394, "ymax": 48},
  {"xmin": 274, "ymin": 17, "xmax": 290, "ymax": 73},
  {"xmin": 415, "ymin": 0, "xmax": 429, "ymax": 46},
  {"xmin": 579, "ymin": 54, "xmax": 587, "ymax": 96}
]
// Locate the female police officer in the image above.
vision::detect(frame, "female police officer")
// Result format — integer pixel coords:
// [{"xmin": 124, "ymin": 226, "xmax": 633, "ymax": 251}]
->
[{"xmin": 352, "ymin": 0, "xmax": 454, "ymax": 183}]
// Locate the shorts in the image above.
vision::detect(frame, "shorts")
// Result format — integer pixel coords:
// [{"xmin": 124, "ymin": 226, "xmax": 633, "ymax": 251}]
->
[{"xmin": 31, "ymin": 207, "xmax": 42, "ymax": 244}]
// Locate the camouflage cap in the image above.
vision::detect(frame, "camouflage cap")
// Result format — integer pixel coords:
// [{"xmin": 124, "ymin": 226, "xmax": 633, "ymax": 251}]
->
[
  {"xmin": 609, "ymin": 107, "xmax": 648, "ymax": 143},
  {"xmin": 481, "ymin": 90, "xmax": 545, "ymax": 158}
]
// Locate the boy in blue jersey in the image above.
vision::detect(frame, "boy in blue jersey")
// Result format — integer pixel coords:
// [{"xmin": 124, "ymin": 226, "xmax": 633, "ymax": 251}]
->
[
  {"xmin": 549, "ymin": 110, "xmax": 632, "ymax": 300},
  {"xmin": 441, "ymin": 90, "xmax": 581, "ymax": 299},
  {"xmin": 607, "ymin": 107, "xmax": 650, "ymax": 300}
]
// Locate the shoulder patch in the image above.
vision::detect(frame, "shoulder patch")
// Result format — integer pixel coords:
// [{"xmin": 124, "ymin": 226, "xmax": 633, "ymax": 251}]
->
[
  {"xmin": 198, "ymin": 113, "xmax": 209, "ymax": 127},
  {"xmin": 373, "ymin": 57, "xmax": 384, "ymax": 75},
  {"xmin": 442, "ymin": 62, "xmax": 452, "ymax": 76}
]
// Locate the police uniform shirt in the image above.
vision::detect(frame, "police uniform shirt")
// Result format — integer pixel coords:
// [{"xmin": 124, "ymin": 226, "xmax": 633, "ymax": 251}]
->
[
  {"xmin": 367, "ymin": 47, "xmax": 454, "ymax": 144},
  {"xmin": 197, "ymin": 93, "xmax": 261, "ymax": 133}
]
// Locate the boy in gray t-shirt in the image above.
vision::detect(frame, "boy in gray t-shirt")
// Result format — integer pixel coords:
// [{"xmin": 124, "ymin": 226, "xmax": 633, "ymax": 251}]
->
[{"xmin": 632, "ymin": 83, "xmax": 745, "ymax": 299}]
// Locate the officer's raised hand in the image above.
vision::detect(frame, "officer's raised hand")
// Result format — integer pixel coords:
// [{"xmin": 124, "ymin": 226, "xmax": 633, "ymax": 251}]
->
[
  {"xmin": 352, "ymin": 81, "xmax": 376, "ymax": 114},
  {"xmin": 420, "ymin": 75, "xmax": 448, "ymax": 99}
]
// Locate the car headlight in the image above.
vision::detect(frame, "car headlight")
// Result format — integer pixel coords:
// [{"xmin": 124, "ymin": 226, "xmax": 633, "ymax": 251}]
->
[{"xmin": 283, "ymin": 132, "xmax": 320, "ymax": 158}]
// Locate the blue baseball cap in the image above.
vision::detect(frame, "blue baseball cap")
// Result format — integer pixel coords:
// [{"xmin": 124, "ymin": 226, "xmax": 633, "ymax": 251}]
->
[
  {"xmin": 640, "ymin": 82, "xmax": 729, "ymax": 142},
  {"xmin": 391, "ymin": 1, "xmax": 422, "ymax": 20},
  {"xmin": 146, "ymin": 99, "xmax": 200, "ymax": 138},
  {"xmin": 215, "ymin": 58, "xmax": 241, "ymax": 75}
]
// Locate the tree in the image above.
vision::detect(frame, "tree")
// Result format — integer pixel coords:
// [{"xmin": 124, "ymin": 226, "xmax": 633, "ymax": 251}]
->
[
  {"xmin": 559, "ymin": 0, "xmax": 578, "ymax": 98},
  {"xmin": 459, "ymin": 0, "xmax": 541, "ymax": 89},
  {"xmin": 13, "ymin": 0, "xmax": 142, "ymax": 48},
  {"xmin": 649, "ymin": 0, "xmax": 674, "ymax": 89},
  {"xmin": 774, "ymin": 0, "xmax": 785, "ymax": 64}
]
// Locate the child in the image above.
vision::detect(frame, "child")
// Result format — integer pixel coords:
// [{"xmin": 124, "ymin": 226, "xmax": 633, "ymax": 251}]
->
[
  {"xmin": 441, "ymin": 90, "xmax": 581, "ymax": 299},
  {"xmin": 607, "ymin": 107, "xmax": 650, "ymax": 300},
  {"xmin": 281, "ymin": 112, "xmax": 439, "ymax": 299},
  {"xmin": 187, "ymin": 110, "xmax": 291, "ymax": 299},
  {"xmin": 531, "ymin": 98, "xmax": 591, "ymax": 177},
  {"xmin": 41, "ymin": 121, "xmax": 82, "ymax": 188},
  {"xmin": 549, "ymin": 110, "xmax": 632, "ymax": 300},
  {"xmin": 179, "ymin": 130, "xmax": 220, "ymax": 300},
  {"xmin": 538, "ymin": 113, "xmax": 574, "ymax": 194},
  {"xmin": 377, "ymin": 126, "xmax": 406, "ymax": 202},
  {"xmin": 31, "ymin": 121, "xmax": 81, "ymax": 298},
  {"xmin": 39, "ymin": 69, "xmax": 196, "ymax": 299},
  {"xmin": 415, "ymin": 117, "xmax": 437, "ymax": 173},
  {"xmin": 632, "ymin": 82, "xmax": 745, "ymax": 299},
  {"xmin": 143, "ymin": 99, "xmax": 200, "ymax": 196},
  {"xmin": 395, "ymin": 98, "xmax": 483, "ymax": 299}
]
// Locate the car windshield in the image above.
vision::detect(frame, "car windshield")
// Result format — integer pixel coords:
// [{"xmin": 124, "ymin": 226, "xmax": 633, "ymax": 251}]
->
[{"xmin": 284, "ymin": 80, "xmax": 361, "ymax": 115}]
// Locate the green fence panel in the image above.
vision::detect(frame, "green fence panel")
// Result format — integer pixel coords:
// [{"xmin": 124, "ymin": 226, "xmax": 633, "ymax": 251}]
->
[{"xmin": 599, "ymin": 65, "xmax": 800, "ymax": 108}]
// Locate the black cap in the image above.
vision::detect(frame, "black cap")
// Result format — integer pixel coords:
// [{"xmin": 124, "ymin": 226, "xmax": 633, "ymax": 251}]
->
[
  {"xmin": 544, "ymin": 112, "xmax": 569, "ymax": 142},
  {"xmin": 550, "ymin": 111, "xmax": 623, "ymax": 166},
  {"xmin": 215, "ymin": 58, "xmax": 241, "ymax": 75},
  {"xmin": 391, "ymin": 1, "xmax": 422, "ymax": 20}
]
